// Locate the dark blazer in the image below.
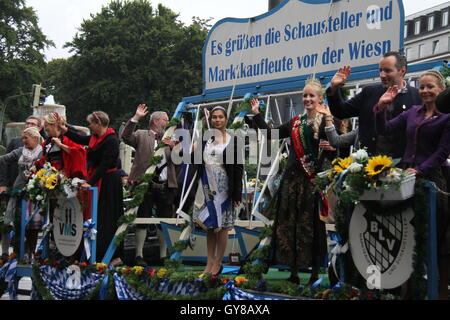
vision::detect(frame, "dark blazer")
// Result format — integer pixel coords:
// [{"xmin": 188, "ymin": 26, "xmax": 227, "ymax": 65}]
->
[
  {"xmin": 190, "ymin": 134, "xmax": 244, "ymax": 203},
  {"xmin": 436, "ymin": 86, "xmax": 450, "ymax": 114},
  {"xmin": 326, "ymin": 83, "xmax": 421, "ymax": 158},
  {"xmin": 65, "ymin": 127, "xmax": 120, "ymax": 186},
  {"xmin": 0, "ymin": 137, "xmax": 23, "ymax": 188}
]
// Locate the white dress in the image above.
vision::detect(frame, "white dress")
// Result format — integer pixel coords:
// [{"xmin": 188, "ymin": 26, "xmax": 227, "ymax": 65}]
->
[{"xmin": 193, "ymin": 136, "xmax": 235, "ymax": 231}]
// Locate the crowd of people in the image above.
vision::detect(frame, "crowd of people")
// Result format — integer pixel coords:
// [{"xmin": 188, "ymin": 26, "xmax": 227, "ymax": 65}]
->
[{"xmin": 0, "ymin": 50, "xmax": 449, "ymax": 298}]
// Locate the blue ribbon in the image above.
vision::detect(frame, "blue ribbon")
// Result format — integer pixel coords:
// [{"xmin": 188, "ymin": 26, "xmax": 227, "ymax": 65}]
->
[
  {"xmin": 82, "ymin": 219, "xmax": 97, "ymax": 260},
  {"xmin": 332, "ymin": 281, "xmax": 344, "ymax": 292},
  {"xmin": 0, "ymin": 262, "xmax": 10, "ymax": 279},
  {"xmin": 329, "ymin": 232, "xmax": 342, "ymax": 244},
  {"xmin": 337, "ymin": 169, "xmax": 349, "ymax": 188},
  {"xmin": 98, "ymin": 266, "xmax": 112, "ymax": 300},
  {"xmin": 36, "ymin": 234, "xmax": 49, "ymax": 254},
  {"xmin": 5, "ymin": 259, "xmax": 17, "ymax": 282},
  {"xmin": 200, "ymin": 169, "xmax": 219, "ymax": 230},
  {"xmin": 222, "ymin": 280, "xmax": 235, "ymax": 300},
  {"xmin": 310, "ymin": 277, "xmax": 323, "ymax": 298},
  {"xmin": 328, "ymin": 232, "xmax": 348, "ymax": 283}
]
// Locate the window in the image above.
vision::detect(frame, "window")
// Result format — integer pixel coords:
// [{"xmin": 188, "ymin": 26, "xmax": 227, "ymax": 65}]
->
[
  {"xmin": 443, "ymin": 11, "xmax": 449, "ymax": 26},
  {"xmin": 432, "ymin": 40, "xmax": 439, "ymax": 54},
  {"xmin": 418, "ymin": 44, "xmax": 425, "ymax": 58},
  {"xmin": 415, "ymin": 20, "xmax": 421, "ymax": 34},
  {"xmin": 404, "ymin": 23, "xmax": 408, "ymax": 38},
  {"xmin": 406, "ymin": 48, "xmax": 412, "ymax": 60},
  {"xmin": 428, "ymin": 16, "xmax": 434, "ymax": 31},
  {"xmin": 448, "ymin": 36, "xmax": 450, "ymax": 51}
]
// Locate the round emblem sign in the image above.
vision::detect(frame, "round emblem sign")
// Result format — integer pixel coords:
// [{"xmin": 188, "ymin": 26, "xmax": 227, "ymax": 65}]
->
[
  {"xmin": 53, "ymin": 196, "xmax": 83, "ymax": 257},
  {"xmin": 349, "ymin": 203, "xmax": 415, "ymax": 289}
]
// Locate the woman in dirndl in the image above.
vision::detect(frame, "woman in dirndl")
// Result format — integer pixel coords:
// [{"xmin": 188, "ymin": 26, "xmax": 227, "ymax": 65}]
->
[
  {"xmin": 192, "ymin": 106, "xmax": 243, "ymax": 275},
  {"xmin": 249, "ymin": 78, "xmax": 334, "ymax": 284}
]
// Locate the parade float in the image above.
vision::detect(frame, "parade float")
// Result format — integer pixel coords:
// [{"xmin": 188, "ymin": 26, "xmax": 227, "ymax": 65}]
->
[{"xmin": 0, "ymin": 0, "xmax": 446, "ymax": 300}]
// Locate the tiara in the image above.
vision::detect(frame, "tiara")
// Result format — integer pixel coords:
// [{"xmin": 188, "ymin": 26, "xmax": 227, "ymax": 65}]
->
[{"xmin": 210, "ymin": 106, "xmax": 226, "ymax": 113}]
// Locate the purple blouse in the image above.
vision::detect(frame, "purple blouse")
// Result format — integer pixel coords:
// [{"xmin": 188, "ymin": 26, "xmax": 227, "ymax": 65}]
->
[{"xmin": 375, "ymin": 105, "xmax": 450, "ymax": 176}]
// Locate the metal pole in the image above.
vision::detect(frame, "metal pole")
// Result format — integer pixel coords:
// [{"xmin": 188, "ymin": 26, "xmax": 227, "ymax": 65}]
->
[
  {"xmin": 89, "ymin": 187, "xmax": 98, "ymax": 264},
  {"xmin": 185, "ymin": 90, "xmax": 303, "ymax": 110},
  {"xmin": 426, "ymin": 182, "xmax": 439, "ymax": 300}
]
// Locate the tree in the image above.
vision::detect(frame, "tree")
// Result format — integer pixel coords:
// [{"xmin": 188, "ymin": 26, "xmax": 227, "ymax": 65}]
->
[
  {"xmin": 0, "ymin": 0, "xmax": 53, "ymax": 123},
  {"xmin": 45, "ymin": 0, "xmax": 210, "ymax": 129}
]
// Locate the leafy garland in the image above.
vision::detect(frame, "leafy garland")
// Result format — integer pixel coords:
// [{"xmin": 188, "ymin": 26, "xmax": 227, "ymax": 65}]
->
[
  {"xmin": 241, "ymin": 225, "xmax": 272, "ymax": 281},
  {"xmin": 121, "ymin": 272, "xmax": 226, "ymax": 300},
  {"xmin": 31, "ymin": 265, "xmax": 54, "ymax": 300}
]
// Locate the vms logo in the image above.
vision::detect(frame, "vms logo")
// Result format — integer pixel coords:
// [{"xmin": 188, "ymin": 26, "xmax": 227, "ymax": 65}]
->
[{"xmin": 59, "ymin": 204, "xmax": 77, "ymax": 237}]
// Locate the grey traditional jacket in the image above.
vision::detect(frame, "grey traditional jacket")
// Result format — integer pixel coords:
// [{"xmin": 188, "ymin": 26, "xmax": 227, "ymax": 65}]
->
[{"xmin": 120, "ymin": 119, "xmax": 177, "ymax": 188}]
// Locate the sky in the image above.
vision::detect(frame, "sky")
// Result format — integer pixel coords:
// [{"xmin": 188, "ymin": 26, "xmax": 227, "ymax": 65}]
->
[{"xmin": 26, "ymin": 0, "xmax": 450, "ymax": 61}]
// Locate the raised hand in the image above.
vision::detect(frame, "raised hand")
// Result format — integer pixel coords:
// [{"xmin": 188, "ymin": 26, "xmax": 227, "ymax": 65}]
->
[
  {"xmin": 54, "ymin": 112, "xmax": 67, "ymax": 133},
  {"xmin": 250, "ymin": 98, "xmax": 260, "ymax": 115},
  {"xmin": 378, "ymin": 86, "xmax": 399, "ymax": 110},
  {"xmin": 316, "ymin": 104, "xmax": 332, "ymax": 116},
  {"xmin": 330, "ymin": 66, "xmax": 351, "ymax": 94},
  {"xmin": 133, "ymin": 104, "xmax": 148, "ymax": 121}
]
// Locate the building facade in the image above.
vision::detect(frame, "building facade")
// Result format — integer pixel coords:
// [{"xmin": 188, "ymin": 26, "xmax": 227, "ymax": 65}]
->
[{"xmin": 404, "ymin": 2, "xmax": 450, "ymax": 64}]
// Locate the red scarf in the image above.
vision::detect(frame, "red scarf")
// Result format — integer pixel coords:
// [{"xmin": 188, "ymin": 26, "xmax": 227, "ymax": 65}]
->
[
  {"xmin": 290, "ymin": 116, "xmax": 329, "ymax": 218},
  {"xmin": 88, "ymin": 127, "xmax": 116, "ymax": 151},
  {"xmin": 87, "ymin": 127, "xmax": 117, "ymax": 184}
]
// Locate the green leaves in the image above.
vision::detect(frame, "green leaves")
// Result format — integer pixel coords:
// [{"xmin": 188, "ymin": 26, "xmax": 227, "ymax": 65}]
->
[
  {"xmin": 0, "ymin": 0, "xmax": 53, "ymax": 122},
  {"xmin": 45, "ymin": 0, "xmax": 209, "ymax": 129}
]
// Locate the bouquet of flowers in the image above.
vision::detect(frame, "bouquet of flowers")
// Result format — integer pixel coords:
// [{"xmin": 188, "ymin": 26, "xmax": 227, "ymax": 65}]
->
[
  {"xmin": 25, "ymin": 162, "xmax": 83, "ymax": 208},
  {"xmin": 315, "ymin": 149, "xmax": 414, "ymax": 198}
]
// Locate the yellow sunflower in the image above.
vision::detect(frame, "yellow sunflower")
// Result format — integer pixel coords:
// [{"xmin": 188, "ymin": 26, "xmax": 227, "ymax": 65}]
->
[
  {"xmin": 45, "ymin": 174, "xmax": 58, "ymax": 190},
  {"xmin": 365, "ymin": 155, "xmax": 393, "ymax": 177},
  {"xmin": 36, "ymin": 169, "xmax": 46, "ymax": 177},
  {"xmin": 333, "ymin": 157, "xmax": 353, "ymax": 174}
]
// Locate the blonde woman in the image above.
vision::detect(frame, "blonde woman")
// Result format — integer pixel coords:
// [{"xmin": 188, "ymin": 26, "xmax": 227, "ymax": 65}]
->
[
  {"xmin": 0, "ymin": 127, "xmax": 43, "ymax": 261},
  {"xmin": 33, "ymin": 113, "xmax": 87, "ymax": 180},
  {"xmin": 375, "ymin": 70, "xmax": 450, "ymax": 299},
  {"xmin": 249, "ymin": 79, "xmax": 332, "ymax": 284}
]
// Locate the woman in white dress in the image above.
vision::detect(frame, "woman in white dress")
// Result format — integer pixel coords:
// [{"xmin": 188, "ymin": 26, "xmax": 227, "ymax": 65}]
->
[{"xmin": 192, "ymin": 106, "xmax": 243, "ymax": 275}]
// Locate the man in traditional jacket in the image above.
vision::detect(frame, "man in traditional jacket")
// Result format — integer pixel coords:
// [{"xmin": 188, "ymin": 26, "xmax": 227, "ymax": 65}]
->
[{"xmin": 121, "ymin": 104, "xmax": 178, "ymax": 267}]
